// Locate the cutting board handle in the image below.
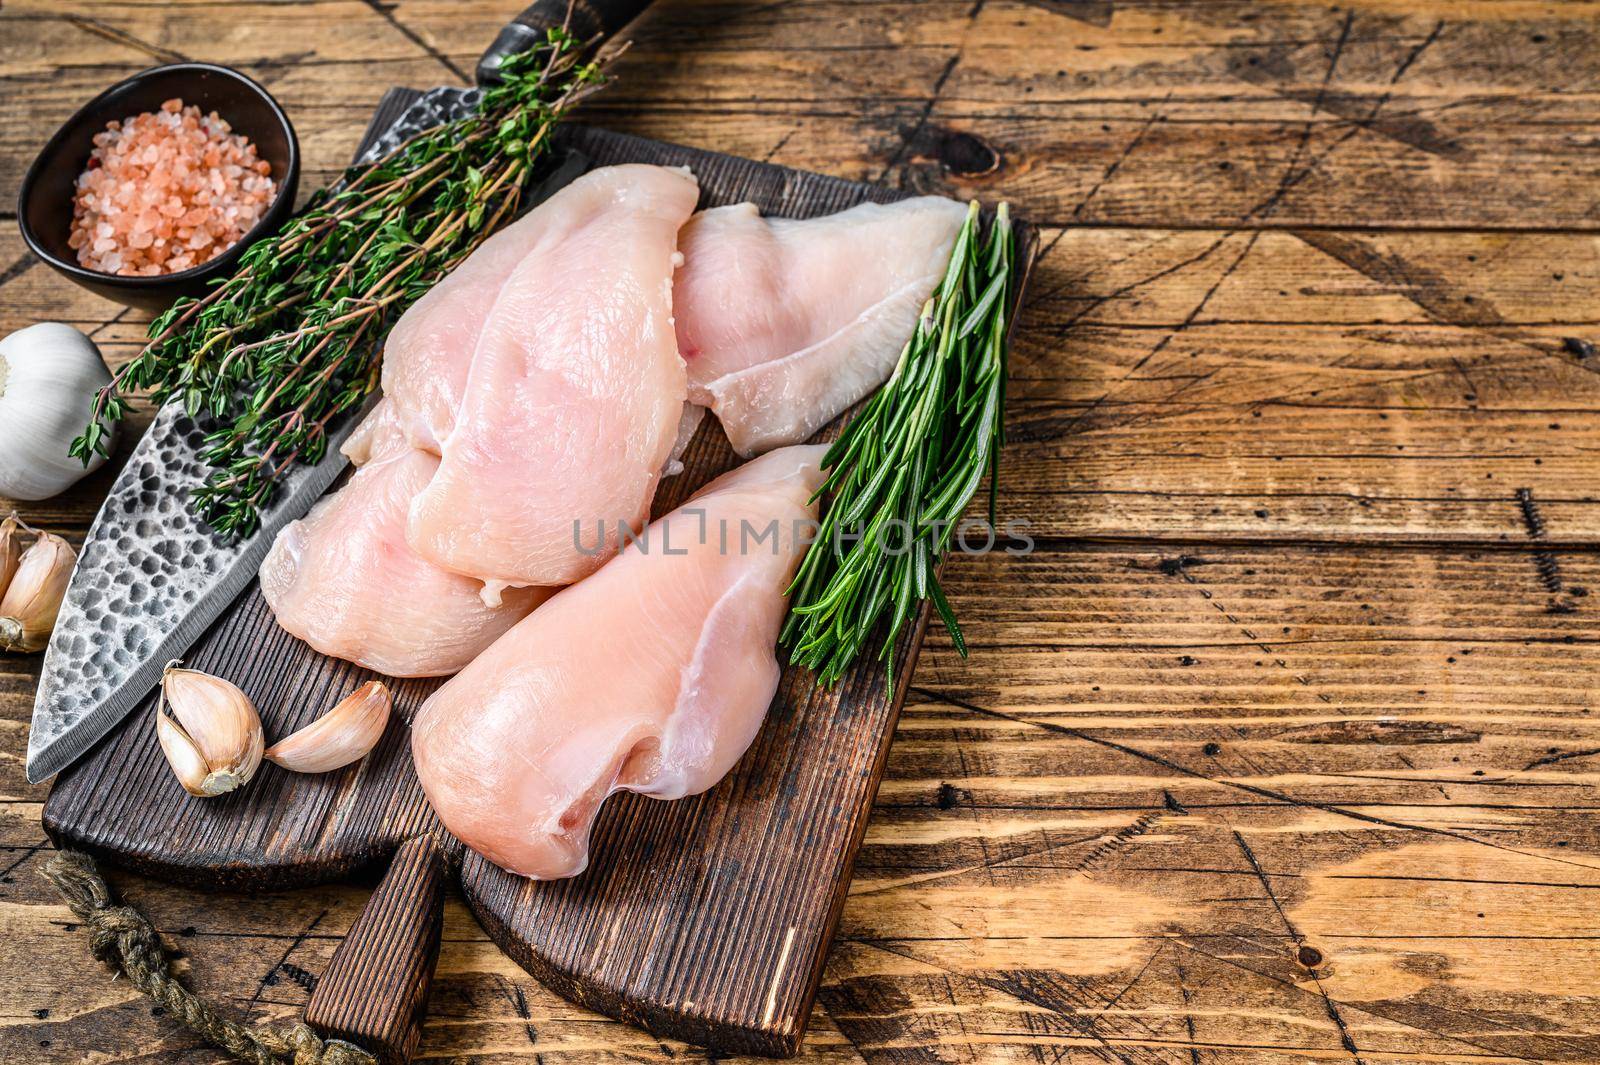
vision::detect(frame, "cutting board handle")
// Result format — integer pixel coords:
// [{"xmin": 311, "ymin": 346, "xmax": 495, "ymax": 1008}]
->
[
  {"xmin": 477, "ymin": 0, "xmax": 656, "ymax": 85},
  {"xmin": 304, "ymin": 835, "xmax": 447, "ymax": 1065}
]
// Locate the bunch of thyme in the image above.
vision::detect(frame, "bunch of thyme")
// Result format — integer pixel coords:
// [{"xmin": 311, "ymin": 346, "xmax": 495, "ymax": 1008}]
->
[
  {"xmin": 781, "ymin": 201, "xmax": 1017, "ymax": 684},
  {"xmin": 72, "ymin": 31, "xmax": 608, "ymax": 536}
]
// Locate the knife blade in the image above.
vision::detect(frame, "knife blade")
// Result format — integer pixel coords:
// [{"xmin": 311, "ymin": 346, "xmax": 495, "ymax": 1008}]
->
[
  {"xmin": 26, "ymin": 0, "xmax": 654, "ymax": 782},
  {"xmin": 25, "ymin": 400, "xmax": 372, "ymax": 783}
]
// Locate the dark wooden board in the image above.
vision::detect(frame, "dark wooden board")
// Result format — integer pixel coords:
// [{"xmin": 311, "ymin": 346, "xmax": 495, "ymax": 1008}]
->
[{"xmin": 42, "ymin": 118, "xmax": 1035, "ymax": 1057}]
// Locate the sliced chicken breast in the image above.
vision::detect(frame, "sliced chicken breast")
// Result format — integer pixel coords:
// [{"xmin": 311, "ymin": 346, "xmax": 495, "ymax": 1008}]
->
[
  {"xmin": 675, "ymin": 196, "xmax": 967, "ymax": 455},
  {"xmin": 411, "ymin": 444, "xmax": 827, "ymax": 879},
  {"xmin": 380, "ymin": 197, "xmax": 563, "ymax": 454},
  {"xmin": 407, "ymin": 164, "xmax": 700, "ymax": 587},
  {"xmin": 261, "ymin": 439, "xmax": 547, "ymax": 678},
  {"xmin": 340, "ymin": 396, "xmax": 407, "ymax": 467}
]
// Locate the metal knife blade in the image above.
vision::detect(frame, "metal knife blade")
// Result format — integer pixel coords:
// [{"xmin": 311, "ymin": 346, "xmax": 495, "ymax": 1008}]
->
[{"xmin": 25, "ymin": 85, "xmax": 483, "ymax": 784}]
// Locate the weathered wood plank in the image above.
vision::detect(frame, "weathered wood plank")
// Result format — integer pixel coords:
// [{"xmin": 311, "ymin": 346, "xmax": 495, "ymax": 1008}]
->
[
  {"xmin": 7, "ymin": 542, "xmax": 1600, "ymax": 1062},
  {"xmin": 840, "ymin": 541, "xmax": 1600, "ymax": 1064},
  {"xmin": 8, "ymin": 1, "xmax": 1600, "ymax": 228}
]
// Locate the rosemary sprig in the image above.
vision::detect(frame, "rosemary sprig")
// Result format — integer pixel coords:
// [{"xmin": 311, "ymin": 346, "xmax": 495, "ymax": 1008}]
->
[
  {"xmin": 71, "ymin": 31, "xmax": 609, "ymax": 537},
  {"xmin": 781, "ymin": 201, "xmax": 1016, "ymax": 685}
]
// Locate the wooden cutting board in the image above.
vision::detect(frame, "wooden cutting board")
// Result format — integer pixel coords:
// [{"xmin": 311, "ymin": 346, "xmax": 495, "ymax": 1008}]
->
[{"xmin": 43, "ymin": 115, "xmax": 1035, "ymax": 1060}]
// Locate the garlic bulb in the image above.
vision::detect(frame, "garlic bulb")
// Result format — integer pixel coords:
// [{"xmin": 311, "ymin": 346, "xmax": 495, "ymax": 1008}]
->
[
  {"xmin": 0, "ymin": 323, "xmax": 119, "ymax": 501},
  {"xmin": 265, "ymin": 680, "xmax": 392, "ymax": 773},
  {"xmin": 0, "ymin": 529, "xmax": 75, "ymax": 652},
  {"xmin": 154, "ymin": 661, "xmax": 263, "ymax": 797}
]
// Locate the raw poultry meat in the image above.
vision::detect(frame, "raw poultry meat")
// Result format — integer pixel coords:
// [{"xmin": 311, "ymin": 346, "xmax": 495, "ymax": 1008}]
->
[
  {"xmin": 663, "ymin": 402, "xmax": 706, "ymax": 477},
  {"xmin": 673, "ymin": 195, "xmax": 968, "ymax": 456},
  {"xmin": 379, "ymin": 199, "xmax": 561, "ymax": 454},
  {"xmin": 261, "ymin": 408, "xmax": 546, "ymax": 677},
  {"xmin": 411, "ymin": 444, "xmax": 827, "ymax": 879},
  {"xmin": 339, "ymin": 396, "xmax": 406, "ymax": 467},
  {"xmin": 263, "ymin": 165, "xmax": 696, "ymax": 674},
  {"xmin": 407, "ymin": 164, "xmax": 700, "ymax": 587}
]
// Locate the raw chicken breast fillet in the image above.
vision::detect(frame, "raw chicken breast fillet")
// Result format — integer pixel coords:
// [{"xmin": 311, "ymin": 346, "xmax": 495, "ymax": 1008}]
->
[
  {"xmin": 412, "ymin": 444, "xmax": 828, "ymax": 879},
  {"xmin": 340, "ymin": 396, "xmax": 407, "ymax": 466},
  {"xmin": 261, "ymin": 408, "xmax": 547, "ymax": 677},
  {"xmin": 408, "ymin": 164, "xmax": 700, "ymax": 587},
  {"xmin": 675, "ymin": 196, "xmax": 968, "ymax": 456},
  {"xmin": 379, "ymin": 196, "xmax": 566, "ymax": 454},
  {"xmin": 663, "ymin": 401, "xmax": 706, "ymax": 477}
]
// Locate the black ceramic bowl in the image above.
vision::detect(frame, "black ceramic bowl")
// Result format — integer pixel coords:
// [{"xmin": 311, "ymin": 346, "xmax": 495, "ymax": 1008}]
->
[{"xmin": 17, "ymin": 63, "xmax": 299, "ymax": 312}]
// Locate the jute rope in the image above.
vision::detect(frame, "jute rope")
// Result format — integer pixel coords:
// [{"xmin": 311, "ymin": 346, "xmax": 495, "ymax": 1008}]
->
[{"xmin": 42, "ymin": 850, "xmax": 375, "ymax": 1065}]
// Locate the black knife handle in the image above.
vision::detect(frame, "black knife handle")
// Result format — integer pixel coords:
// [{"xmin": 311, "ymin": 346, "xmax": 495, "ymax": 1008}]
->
[{"xmin": 476, "ymin": 0, "xmax": 655, "ymax": 85}]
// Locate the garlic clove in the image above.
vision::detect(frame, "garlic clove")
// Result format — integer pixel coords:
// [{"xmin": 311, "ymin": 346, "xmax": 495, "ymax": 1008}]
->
[
  {"xmin": 155, "ymin": 660, "xmax": 263, "ymax": 797},
  {"xmin": 155, "ymin": 709, "xmax": 217, "ymax": 797},
  {"xmin": 265, "ymin": 680, "xmax": 391, "ymax": 774},
  {"xmin": 0, "ymin": 530, "xmax": 75, "ymax": 653},
  {"xmin": 0, "ymin": 514, "xmax": 26, "ymax": 603}
]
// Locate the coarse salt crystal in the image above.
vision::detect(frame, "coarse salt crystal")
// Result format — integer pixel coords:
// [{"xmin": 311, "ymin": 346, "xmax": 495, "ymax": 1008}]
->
[{"xmin": 69, "ymin": 98, "xmax": 276, "ymax": 276}]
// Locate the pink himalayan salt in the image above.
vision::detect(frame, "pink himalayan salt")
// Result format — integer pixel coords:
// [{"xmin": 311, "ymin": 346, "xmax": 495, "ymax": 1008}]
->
[{"xmin": 69, "ymin": 97, "xmax": 276, "ymax": 277}]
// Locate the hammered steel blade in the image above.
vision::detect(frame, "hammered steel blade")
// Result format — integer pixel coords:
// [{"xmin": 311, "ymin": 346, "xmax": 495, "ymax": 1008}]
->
[
  {"xmin": 25, "ymin": 85, "xmax": 482, "ymax": 784},
  {"xmin": 25, "ymin": 403, "xmax": 367, "ymax": 782}
]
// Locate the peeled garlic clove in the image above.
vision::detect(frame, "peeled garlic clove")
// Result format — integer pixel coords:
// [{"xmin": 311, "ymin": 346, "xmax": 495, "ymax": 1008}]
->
[
  {"xmin": 0, "ymin": 530, "xmax": 75, "ymax": 653},
  {"xmin": 265, "ymin": 680, "xmax": 391, "ymax": 774},
  {"xmin": 0, "ymin": 514, "xmax": 26, "ymax": 602},
  {"xmin": 155, "ymin": 661, "xmax": 263, "ymax": 797}
]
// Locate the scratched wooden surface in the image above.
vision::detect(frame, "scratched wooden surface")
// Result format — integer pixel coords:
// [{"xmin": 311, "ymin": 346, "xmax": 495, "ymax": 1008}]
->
[{"xmin": 3, "ymin": 1, "xmax": 1599, "ymax": 1062}]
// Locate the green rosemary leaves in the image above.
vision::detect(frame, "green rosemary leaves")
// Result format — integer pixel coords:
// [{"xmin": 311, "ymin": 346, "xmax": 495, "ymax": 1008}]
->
[{"xmin": 782, "ymin": 201, "xmax": 1018, "ymax": 684}]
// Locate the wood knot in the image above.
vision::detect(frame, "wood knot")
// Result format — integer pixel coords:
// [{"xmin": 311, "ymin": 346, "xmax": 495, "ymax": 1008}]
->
[
  {"xmin": 1157, "ymin": 555, "xmax": 1203, "ymax": 576},
  {"xmin": 938, "ymin": 130, "xmax": 1002, "ymax": 177},
  {"xmin": 1297, "ymin": 944, "xmax": 1324, "ymax": 968}
]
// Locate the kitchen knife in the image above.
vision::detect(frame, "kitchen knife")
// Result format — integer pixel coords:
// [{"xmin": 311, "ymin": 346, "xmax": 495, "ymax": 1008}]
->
[{"xmin": 27, "ymin": 0, "xmax": 655, "ymax": 784}]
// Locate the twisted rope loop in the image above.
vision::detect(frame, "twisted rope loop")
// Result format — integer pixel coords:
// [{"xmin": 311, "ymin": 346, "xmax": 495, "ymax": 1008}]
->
[{"xmin": 43, "ymin": 850, "xmax": 375, "ymax": 1065}]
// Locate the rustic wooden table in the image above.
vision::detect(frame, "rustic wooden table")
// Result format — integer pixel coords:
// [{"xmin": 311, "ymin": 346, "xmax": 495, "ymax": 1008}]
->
[{"xmin": 4, "ymin": 1, "xmax": 1599, "ymax": 1062}]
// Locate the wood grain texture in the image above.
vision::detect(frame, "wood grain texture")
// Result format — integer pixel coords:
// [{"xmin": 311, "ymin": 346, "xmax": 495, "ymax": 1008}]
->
[
  {"xmin": 4, "ymin": 1, "xmax": 1600, "ymax": 1063},
  {"xmin": 306, "ymin": 834, "xmax": 447, "ymax": 1065}
]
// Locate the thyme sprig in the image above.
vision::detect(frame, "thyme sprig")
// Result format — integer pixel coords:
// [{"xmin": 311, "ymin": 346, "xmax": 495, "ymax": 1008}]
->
[
  {"xmin": 71, "ymin": 31, "xmax": 609, "ymax": 537},
  {"xmin": 781, "ymin": 201, "xmax": 1016, "ymax": 685}
]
